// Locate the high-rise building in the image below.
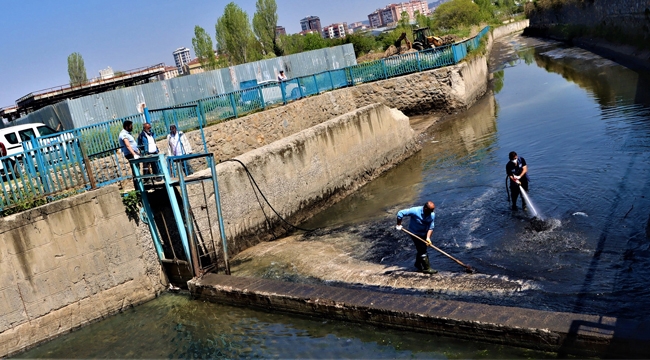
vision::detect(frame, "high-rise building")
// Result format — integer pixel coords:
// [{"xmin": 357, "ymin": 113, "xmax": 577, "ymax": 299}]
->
[
  {"xmin": 275, "ymin": 26, "xmax": 286, "ymax": 36},
  {"xmin": 300, "ymin": 16, "xmax": 322, "ymax": 36},
  {"xmin": 368, "ymin": 1, "xmax": 431, "ymax": 28},
  {"xmin": 322, "ymin": 23, "xmax": 348, "ymax": 39},
  {"xmin": 172, "ymin": 47, "xmax": 191, "ymax": 74}
]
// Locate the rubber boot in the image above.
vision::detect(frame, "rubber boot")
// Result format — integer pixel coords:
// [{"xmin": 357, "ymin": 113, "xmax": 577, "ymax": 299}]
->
[
  {"xmin": 414, "ymin": 255, "xmax": 423, "ymax": 271},
  {"xmin": 419, "ymin": 254, "xmax": 437, "ymax": 274}
]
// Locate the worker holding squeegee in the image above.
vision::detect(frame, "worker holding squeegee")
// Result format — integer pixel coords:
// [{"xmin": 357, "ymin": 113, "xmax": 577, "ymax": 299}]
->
[
  {"xmin": 506, "ymin": 151, "xmax": 529, "ymax": 211},
  {"xmin": 396, "ymin": 201, "xmax": 437, "ymax": 274}
]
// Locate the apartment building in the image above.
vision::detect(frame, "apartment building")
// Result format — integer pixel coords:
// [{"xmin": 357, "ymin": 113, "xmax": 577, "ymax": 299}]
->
[
  {"xmin": 322, "ymin": 23, "xmax": 348, "ymax": 39},
  {"xmin": 368, "ymin": 1, "xmax": 431, "ymax": 28},
  {"xmin": 172, "ymin": 47, "xmax": 191, "ymax": 74},
  {"xmin": 300, "ymin": 16, "xmax": 322, "ymax": 36},
  {"xmin": 275, "ymin": 26, "xmax": 287, "ymax": 36}
]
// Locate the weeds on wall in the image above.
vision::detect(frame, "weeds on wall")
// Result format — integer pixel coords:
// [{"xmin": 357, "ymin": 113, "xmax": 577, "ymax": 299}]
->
[{"xmin": 122, "ymin": 190, "xmax": 142, "ymax": 223}]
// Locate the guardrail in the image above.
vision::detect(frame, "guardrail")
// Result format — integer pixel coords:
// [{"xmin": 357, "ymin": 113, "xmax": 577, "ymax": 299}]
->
[{"xmin": 1, "ymin": 27, "xmax": 490, "ymax": 214}]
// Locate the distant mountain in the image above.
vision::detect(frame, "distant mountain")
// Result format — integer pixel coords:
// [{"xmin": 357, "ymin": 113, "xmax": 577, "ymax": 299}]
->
[{"xmin": 428, "ymin": 0, "xmax": 451, "ymax": 10}]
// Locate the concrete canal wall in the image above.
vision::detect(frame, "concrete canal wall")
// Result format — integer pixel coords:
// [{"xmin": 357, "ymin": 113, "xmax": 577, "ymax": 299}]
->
[
  {"xmin": 0, "ymin": 186, "xmax": 164, "ymax": 357},
  {"xmin": 190, "ymin": 103, "xmax": 418, "ymax": 255}
]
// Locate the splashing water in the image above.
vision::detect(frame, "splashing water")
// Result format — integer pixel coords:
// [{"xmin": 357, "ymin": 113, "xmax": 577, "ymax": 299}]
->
[{"xmin": 519, "ymin": 185, "xmax": 540, "ymax": 218}]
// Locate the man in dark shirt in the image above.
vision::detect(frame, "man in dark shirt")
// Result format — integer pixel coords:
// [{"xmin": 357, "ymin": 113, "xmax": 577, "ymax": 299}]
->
[{"xmin": 506, "ymin": 151, "xmax": 529, "ymax": 210}]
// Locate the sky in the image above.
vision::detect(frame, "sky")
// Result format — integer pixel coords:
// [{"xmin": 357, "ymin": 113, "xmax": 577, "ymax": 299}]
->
[{"xmin": 0, "ymin": 0, "xmax": 395, "ymax": 108}]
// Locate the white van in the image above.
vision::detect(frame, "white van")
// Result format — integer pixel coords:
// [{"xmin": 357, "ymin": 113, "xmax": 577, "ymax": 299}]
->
[{"xmin": 0, "ymin": 123, "xmax": 60, "ymax": 175}]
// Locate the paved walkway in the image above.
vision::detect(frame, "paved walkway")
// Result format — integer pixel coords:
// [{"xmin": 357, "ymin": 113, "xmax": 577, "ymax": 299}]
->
[{"xmin": 189, "ymin": 273, "xmax": 650, "ymax": 358}]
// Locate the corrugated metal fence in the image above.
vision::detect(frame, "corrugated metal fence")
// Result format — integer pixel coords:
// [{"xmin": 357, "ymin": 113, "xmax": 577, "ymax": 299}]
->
[
  {"xmin": 0, "ymin": 27, "xmax": 490, "ymax": 213},
  {"xmin": 3, "ymin": 44, "xmax": 357, "ymax": 130}
]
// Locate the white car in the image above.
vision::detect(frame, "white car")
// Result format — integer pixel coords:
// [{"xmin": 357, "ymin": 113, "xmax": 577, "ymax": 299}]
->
[{"xmin": 0, "ymin": 122, "xmax": 62, "ymax": 176}]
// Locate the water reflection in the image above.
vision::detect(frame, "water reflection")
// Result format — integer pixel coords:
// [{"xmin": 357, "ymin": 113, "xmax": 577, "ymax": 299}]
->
[{"xmin": 15, "ymin": 293, "xmax": 555, "ymax": 359}]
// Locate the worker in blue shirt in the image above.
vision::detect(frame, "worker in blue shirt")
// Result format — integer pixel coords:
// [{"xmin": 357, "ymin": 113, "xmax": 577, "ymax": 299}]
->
[{"xmin": 396, "ymin": 201, "xmax": 437, "ymax": 274}]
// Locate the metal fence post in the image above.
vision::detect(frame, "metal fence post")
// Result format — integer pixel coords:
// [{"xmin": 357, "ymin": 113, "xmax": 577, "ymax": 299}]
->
[
  {"xmin": 79, "ymin": 140, "xmax": 97, "ymax": 189},
  {"xmin": 313, "ymin": 75, "xmax": 319, "ymax": 94},
  {"xmin": 229, "ymin": 93, "xmax": 238, "ymax": 118},
  {"xmin": 144, "ymin": 107, "xmax": 151, "ymax": 124},
  {"xmin": 258, "ymin": 86, "xmax": 266, "ymax": 110},
  {"xmin": 382, "ymin": 59, "xmax": 388, "ymax": 79},
  {"xmin": 198, "ymin": 100, "xmax": 206, "ymax": 126},
  {"xmin": 298, "ymin": 79, "xmax": 304, "ymax": 98},
  {"xmin": 416, "ymin": 52, "xmax": 422, "ymax": 72}
]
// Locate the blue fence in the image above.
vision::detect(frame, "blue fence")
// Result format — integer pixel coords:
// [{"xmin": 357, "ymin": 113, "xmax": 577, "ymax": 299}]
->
[{"xmin": 0, "ymin": 27, "xmax": 490, "ymax": 213}]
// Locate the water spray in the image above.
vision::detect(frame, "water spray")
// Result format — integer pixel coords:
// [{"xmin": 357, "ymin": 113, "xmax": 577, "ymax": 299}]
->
[{"xmin": 518, "ymin": 184, "xmax": 540, "ymax": 218}]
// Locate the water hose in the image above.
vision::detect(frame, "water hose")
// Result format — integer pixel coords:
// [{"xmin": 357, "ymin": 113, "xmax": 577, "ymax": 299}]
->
[{"xmin": 400, "ymin": 227, "xmax": 475, "ymax": 274}]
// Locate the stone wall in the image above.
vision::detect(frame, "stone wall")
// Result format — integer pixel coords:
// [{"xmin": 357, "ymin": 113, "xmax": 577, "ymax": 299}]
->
[
  {"xmin": 527, "ymin": 0, "xmax": 650, "ymax": 39},
  {"xmin": 0, "ymin": 186, "xmax": 164, "ymax": 357},
  {"xmin": 186, "ymin": 104, "xmax": 417, "ymax": 255}
]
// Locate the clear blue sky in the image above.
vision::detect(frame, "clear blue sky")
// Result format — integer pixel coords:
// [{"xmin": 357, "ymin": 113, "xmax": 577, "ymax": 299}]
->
[{"xmin": 0, "ymin": 0, "xmax": 392, "ymax": 107}]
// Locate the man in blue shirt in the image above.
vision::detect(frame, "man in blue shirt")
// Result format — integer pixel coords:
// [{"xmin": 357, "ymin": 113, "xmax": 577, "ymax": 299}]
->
[
  {"xmin": 396, "ymin": 201, "xmax": 437, "ymax": 274},
  {"xmin": 506, "ymin": 151, "xmax": 529, "ymax": 210}
]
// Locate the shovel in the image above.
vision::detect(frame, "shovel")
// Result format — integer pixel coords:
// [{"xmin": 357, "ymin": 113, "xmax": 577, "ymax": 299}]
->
[{"xmin": 400, "ymin": 228, "xmax": 476, "ymax": 274}]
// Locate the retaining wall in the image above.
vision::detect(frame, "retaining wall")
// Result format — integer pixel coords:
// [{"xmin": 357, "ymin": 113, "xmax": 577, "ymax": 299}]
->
[
  {"xmin": 527, "ymin": 0, "xmax": 650, "ymax": 31},
  {"xmin": 189, "ymin": 103, "xmax": 418, "ymax": 255},
  {"xmin": 0, "ymin": 186, "xmax": 164, "ymax": 357},
  {"xmin": 161, "ymin": 53, "xmax": 489, "ymax": 164}
]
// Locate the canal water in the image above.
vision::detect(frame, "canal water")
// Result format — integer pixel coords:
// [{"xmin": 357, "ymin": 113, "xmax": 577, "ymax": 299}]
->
[
  {"xmin": 16, "ymin": 33, "xmax": 650, "ymax": 357},
  {"xmin": 301, "ymin": 33, "xmax": 650, "ymax": 320},
  {"xmin": 16, "ymin": 293, "xmax": 554, "ymax": 359}
]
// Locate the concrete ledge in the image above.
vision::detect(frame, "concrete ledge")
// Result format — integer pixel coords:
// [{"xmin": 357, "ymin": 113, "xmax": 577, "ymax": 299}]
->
[{"xmin": 189, "ymin": 274, "xmax": 650, "ymax": 358}]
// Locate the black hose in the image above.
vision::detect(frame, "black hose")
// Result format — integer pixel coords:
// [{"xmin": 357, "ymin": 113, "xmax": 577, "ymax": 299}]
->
[
  {"xmin": 222, "ymin": 158, "xmax": 316, "ymax": 233},
  {"xmin": 506, "ymin": 176, "xmax": 511, "ymax": 203}
]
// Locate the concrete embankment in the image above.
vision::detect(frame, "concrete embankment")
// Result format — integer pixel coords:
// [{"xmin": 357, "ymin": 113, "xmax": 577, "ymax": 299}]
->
[
  {"xmin": 189, "ymin": 103, "xmax": 418, "ymax": 255},
  {"xmin": 0, "ymin": 186, "xmax": 165, "ymax": 357},
  {"xmin": 190, "ymin": 274, "xmax": 650, "ymax": 358}
]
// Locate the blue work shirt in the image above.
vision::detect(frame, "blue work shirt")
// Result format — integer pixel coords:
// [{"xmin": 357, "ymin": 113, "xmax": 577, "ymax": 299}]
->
[{"xmin": 397, "ymin": 206, "xmax": 435, "ymax": 236}]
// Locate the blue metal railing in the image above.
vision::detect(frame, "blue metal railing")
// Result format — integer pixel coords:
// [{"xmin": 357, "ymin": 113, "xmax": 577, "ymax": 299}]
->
[{"xmin": 1, "ymin": 26, "xmax": 490, "ymax": 213}]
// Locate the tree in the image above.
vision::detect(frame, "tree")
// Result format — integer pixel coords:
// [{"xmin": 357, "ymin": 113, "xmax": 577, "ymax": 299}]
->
[
  {"xmin": 333, "ymin": 33, "xmax": 379, "ymax": 56},
  {"xmin": 399, "ymin": 11, "xmax": 411, "ymax": 28},
  {"xmin": 303, "ymin": 33, "xmax": 327, "ymax": 51},
  {"xmin": 432, "ymin": 0, "xmax": 482, "ymax": 29},
  {"xmin": 192, "ymin": 26, "xmax": 219, "ymax": 71},
  {"xmin": 216, "ymin": 2, "xmax": 256, "ymax": 65},
  {"xmin": 252, "ymin": 0, "xmax": 282, "ymax": 56},
  {"xmin": 414, "ymin": 10, "xmax": 432, "ymax": 29},
  {"xmin": 67, "ymin": 52, "xmax": 87, "ymax": 87}
]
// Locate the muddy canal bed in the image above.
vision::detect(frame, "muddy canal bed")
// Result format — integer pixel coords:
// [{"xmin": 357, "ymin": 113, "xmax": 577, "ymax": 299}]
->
[{"xmin": 231, "ymin": 33, "xmax": 650, "ymax": 321}]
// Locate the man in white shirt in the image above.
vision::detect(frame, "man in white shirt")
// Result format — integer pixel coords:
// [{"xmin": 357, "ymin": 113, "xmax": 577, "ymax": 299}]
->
[{"xmin": 166, "ymin": 124, "xmax": 193, "ymax": 175}]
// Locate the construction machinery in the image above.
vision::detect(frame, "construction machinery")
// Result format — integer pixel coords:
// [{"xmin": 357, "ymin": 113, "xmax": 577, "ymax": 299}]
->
[{"xmin": 412, "ymin": 27, "xmax": 456, "ymax": 50}]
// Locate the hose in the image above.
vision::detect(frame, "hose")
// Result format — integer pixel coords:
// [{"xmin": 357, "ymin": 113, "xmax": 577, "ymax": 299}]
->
[
  {"xmin": 505, "ymin": 176, "xmax": 511, "ymax": 203},
  {"xmin": 222, "ymin": 158, "xmax": 316, "ymax": 233}
]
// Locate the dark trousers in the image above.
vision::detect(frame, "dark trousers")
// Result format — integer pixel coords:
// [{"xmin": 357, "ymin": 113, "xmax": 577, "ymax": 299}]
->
[
  {"xmin": 410, "ymin": 234, "xmax": 428, "ymax": 257},
  {"xmin": 510, "ymin": 180, "xmax": 529, "ymax": 208}
]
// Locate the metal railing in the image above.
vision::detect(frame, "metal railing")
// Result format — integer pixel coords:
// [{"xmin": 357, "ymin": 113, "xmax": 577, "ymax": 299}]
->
[{"xmin": 1, "ymin": 26, "xmax": 490, "ymax": 213}]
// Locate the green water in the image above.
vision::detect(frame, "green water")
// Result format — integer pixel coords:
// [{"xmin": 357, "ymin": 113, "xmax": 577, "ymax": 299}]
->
[{"xmin": 15, "ymin": 293, "xmax": 555, "ymax": 359}]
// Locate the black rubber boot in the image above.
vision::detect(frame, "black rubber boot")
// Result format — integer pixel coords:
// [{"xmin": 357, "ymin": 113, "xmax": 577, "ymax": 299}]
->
[
  {"xmin": 414, "ymin": 255, "xmax": 423, "ymax": 271},
  {"xmin": 420, "ymin": 254, "xmax": 437, "ymax": 274}
]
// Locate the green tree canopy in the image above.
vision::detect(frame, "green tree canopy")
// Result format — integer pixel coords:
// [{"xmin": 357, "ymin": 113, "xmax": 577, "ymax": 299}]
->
[
  {"xmin": 399, "ymin": 11, "xmax": 411, "ymax": 28},
  {"xmin": 192, "ymin": 25, "xmax": 219, "ymax": 71},
  {"xmin": 302, "ymin": 33, "xmax": 327, "ymax": 51},
  {"xmin": 67, "ymin": 52, "xmax": 88, "ymax": 87},
  {"xmin": 216, "ymin": 2, "xmax": 257, "ymax": 65},
  {"xmin": 433, "ymin": 0, "xmax": 482, "ymax": 29},
  {"xmin": 252, "ymin": 0, "xmax": 282, "ymax": 56}
]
